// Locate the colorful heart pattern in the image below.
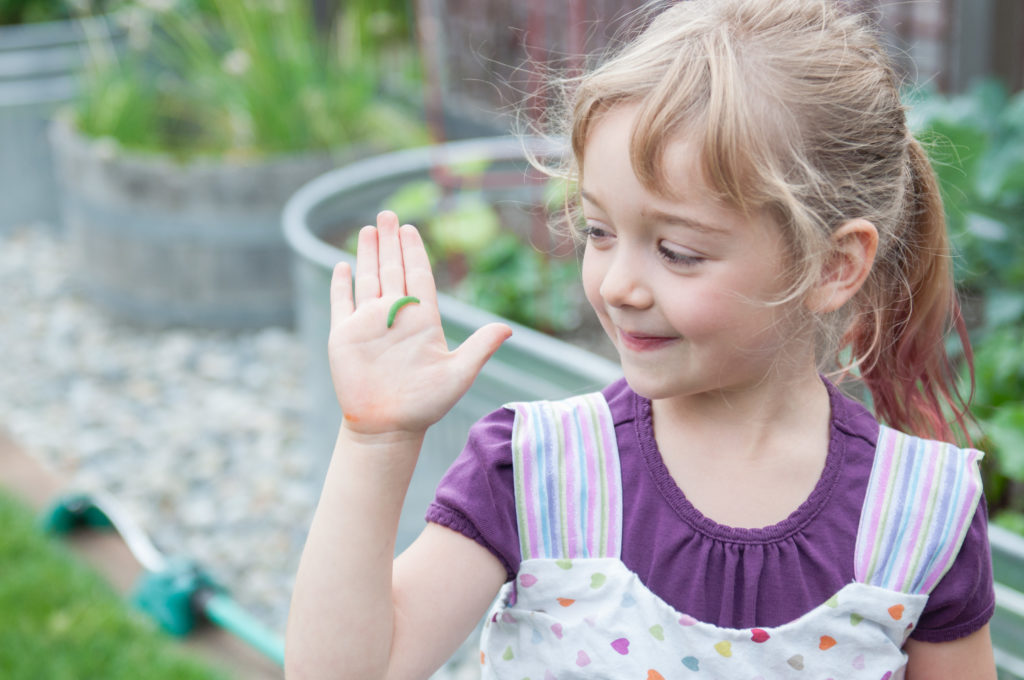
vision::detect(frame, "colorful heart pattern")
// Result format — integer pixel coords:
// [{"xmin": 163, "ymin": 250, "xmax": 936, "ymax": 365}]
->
[{"xmin": 491, "ymin": 567, "xmax": 918, "ymax": 676}]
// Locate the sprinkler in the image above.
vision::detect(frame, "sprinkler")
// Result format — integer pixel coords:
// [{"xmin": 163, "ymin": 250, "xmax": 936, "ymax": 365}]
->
[{"xmin": 41, "ymin": 491, "xmax": 285, "ymax": 668}]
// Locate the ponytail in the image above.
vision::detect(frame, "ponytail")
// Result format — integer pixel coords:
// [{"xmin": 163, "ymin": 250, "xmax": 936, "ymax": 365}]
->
[{"xmin": 845, "ymin": 138, "xmax": 974, "ymax": 444}]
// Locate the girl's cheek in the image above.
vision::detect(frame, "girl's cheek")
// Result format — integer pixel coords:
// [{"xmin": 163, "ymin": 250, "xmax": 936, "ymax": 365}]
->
[{"xmin": 580, "ymin": 251, "xmax": 605, "ymax": 308}]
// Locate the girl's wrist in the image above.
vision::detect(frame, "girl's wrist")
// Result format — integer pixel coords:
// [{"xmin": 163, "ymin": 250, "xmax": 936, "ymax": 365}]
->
[
  {"xmin": 336, "ymin": 421, "xmax": 427, "ymax": 456},
  {"xmin": 329, "ymin": 425, "xmax": 425, "ymax": 498}
]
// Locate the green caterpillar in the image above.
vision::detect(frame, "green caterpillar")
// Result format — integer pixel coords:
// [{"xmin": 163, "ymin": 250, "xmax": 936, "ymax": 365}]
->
[{"xmin": 387, "ymin": 296, "xmax": 421, "ymax": 328}]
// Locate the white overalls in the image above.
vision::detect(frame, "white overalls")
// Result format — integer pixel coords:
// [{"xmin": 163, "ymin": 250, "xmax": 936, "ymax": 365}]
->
[{"xmin": 479, "ymin": 392, "xmax": 984, "ymax": 679}]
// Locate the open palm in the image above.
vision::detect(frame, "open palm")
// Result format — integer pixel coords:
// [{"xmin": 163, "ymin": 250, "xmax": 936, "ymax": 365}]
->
[{"xmin": 327, "ymin": 210, "xmax": 511, "ymax": 437}]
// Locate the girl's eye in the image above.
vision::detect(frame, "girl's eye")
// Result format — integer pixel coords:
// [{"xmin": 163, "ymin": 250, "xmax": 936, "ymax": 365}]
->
[
  {"xmin": 658, "ymin": 242, "xmax": 705, "ymax": 266},
  {"xmin": 579, "ymin": 222, "xmax": 613, "ymax": 242}
]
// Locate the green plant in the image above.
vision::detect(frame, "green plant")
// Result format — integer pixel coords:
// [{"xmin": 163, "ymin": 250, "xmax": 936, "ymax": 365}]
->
[
  {"xmin": 910, "ymin": 80, "xmax": 1024, "ymax": 532},
  {"xmin": 456, "ymin": 232, "xmax": 582, "ymax": 334},
  {"xmin": 380, "ymin": 169, "xmax": 583, "ymax": 334},
  {"xmin": 0, "ymin": 0, "xmax": 118, "ymax": 25},
  {"xmin": 0, "ymin": 490, "xmax": 226, "ymax": 679},
  {"xmin": 909, "ymin": 80, "xmax": 1024, "ymax": 320},
  {"xmin": 72, "ymin": 0, "xmax": 427, "ymax": 160},
  {"xmin": 0, "ymin": 0, "xmax": 70, "ymax": 24},
  {"xmin": 968, "ymin": 327, "xmax": 1024, "ymax": 525},
  {"xmin": 339, "ymin": 0, "xmax": 416, "ymax": 63}
]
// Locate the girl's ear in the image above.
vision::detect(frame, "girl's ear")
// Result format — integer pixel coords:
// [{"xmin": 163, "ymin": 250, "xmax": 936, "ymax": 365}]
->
[{"xmin": 806, "ymin": 219, "xmax": 879, "ymax": 313}]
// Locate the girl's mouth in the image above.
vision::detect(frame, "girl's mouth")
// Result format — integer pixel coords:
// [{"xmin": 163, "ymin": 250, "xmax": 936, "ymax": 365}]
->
[{"xmin": 617, "ymin": 329, "xmax": 677, "ymax": 352}]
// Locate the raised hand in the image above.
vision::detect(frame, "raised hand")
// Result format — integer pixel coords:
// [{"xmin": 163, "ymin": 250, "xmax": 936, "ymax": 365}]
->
[{"xmin": 328, "ymin": 210, "xmax": 512, "ymax": 437}]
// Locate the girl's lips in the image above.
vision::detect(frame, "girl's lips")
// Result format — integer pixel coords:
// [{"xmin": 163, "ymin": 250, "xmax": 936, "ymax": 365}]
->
[{"xmin": 617, "ymin": 329, "xmax": 677, "ymax": 352}]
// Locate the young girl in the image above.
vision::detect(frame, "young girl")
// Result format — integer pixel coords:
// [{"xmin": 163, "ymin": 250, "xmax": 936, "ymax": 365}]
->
[{"xmin": 286, "ymin": 1, "xmax": 997, "ymax": 677}]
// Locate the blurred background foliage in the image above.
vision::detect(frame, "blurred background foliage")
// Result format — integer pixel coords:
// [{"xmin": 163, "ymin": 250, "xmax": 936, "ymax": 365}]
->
[
  {"xmin": 380, "ymin": 169, "xmax": 583, "ymax": 336},
  {"xmin": 71, "ymin": 0, "xmax": 426, "ymax": 160},
  {"xmin": 0, "ymin": 0, "xmax": 80, "ymax": 24},
  {"xmin": 910, "ymin": 80, "xmax": 1024, "ymax": 532}
]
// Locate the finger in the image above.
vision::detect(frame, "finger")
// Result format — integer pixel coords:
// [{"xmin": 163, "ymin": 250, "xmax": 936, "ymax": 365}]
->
[
  {"xmin": 354, "ymin": 225, "xmax": 380, "ymax": 305},
  {"xmin": 330, "ymin": 261, "xmax": 354, "ymax": 328},
  {"xmin": 452, "ymin": 323, "xmax": 513, "ymax": 385},
  {"xmin": 399, "ymin": 224, "xmax": 437, "ymax": 306},
  {"xmin": 376, "ymin": 210, "xmax": 406, "ymax": 297}
]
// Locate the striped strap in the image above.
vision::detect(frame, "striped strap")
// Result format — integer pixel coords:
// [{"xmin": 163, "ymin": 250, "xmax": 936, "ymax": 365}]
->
[
  {"xmin": 505, "ymin": 392, "xmax": 622, "ymax": 561},
  {"xmin": 854, "ymin": 424, "xmax": 985, "ymax": 594}
]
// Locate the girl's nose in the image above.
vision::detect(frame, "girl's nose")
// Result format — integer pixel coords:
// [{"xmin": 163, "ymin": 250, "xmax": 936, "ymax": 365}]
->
[{"xmin": 599, "ymin": 249, "xmax": 653, "ymax": 310}]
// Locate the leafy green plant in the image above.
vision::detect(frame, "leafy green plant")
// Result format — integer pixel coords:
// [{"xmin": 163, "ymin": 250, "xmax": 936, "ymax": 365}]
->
[
  {"xmin": 0, "ymin": 0, "xmax": 70, "ymax": 24},
  {"xmin": 0, "ymin": 490, "xmax": 226, "ymax": 679},
  {"xmin": 380, "ymin": 169, "xmax": 583, "ymax": 335},
  {"xmin": 910, "ymin": 80, "xmax": 1024, "ymax": 319},
  {"xmin": 911, "ymin": 80, "xmax": 1024, "ymax": 532},
  {"xmin": 969, "ymin": 327, "xmax": 1024, "ymax": 526},
  {"xmin": 0, "ymin": 0, "xmax": 118, "ymax": 25},
  {"xmin": 338, "ymin": 0, "xmax": 417, "ymax": 64},
  {"xmin": 72, "ymin": 0, "xmax": 428, "ymax": 160}
]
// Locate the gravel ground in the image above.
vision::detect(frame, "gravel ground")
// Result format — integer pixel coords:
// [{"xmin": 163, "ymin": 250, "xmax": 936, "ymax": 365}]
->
[{"xmin": 0, "ymin": 225, "xmax": 479, "ymax": 679}]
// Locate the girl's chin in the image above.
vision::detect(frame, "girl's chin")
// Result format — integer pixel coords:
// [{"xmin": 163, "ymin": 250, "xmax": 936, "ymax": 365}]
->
[{"xmin": 618, "ymin": 368, "xmax": 689, "ymax": 401}]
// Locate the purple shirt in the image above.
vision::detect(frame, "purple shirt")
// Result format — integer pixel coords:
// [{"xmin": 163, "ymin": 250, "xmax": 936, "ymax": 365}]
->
[{"xmin": 427, "ymin": 378, "xmax": 995, "ymax": 643}]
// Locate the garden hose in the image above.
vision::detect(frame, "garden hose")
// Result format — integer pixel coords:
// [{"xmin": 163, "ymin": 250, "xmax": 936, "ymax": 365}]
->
[{"xmin": 42, "ymin": 492, "xmax": 285, "ymax": 668}]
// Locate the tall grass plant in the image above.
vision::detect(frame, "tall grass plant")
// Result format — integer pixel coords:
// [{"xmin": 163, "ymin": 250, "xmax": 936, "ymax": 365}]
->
[{"xmin": 72, "ymin": 0, "xmax": 426, "ymax": 161}]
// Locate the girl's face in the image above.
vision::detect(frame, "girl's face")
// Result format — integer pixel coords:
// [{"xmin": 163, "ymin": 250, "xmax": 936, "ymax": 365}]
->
[{"xmin": 579, "ymin": 104, "xmax": 813, "ymax": 402}]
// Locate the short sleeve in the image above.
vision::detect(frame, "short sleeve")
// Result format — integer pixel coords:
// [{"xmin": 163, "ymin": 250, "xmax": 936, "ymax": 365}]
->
[
  {"xmin": 425, "ymin": 406, "xmax": 521, "ymax": 582},
  {"xmin": 910, "ymin": 496, "xmax": 996, "ymax": 642}
]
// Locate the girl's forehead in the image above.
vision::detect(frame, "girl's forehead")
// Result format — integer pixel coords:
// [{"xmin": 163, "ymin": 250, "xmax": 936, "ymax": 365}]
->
[
  {"xmin": 582, "ymin": 105, "xmax": 728, "ymax": 208},
  {"xmin": 580, "ymin": 104, "xmax": 784, "ymax": 240}
]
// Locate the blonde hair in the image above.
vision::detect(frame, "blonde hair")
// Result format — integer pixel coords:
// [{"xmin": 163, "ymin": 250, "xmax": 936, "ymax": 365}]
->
[{"xmin": 543, "ymin": 0, "xmax": 971, "ymax": 442}]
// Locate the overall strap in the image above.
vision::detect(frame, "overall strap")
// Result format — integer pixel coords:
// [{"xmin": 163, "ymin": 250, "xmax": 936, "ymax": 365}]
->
[
  {"xmin": 504, "ymin": 392, "xmax": 622, "ymax": 562},
  {"xmin": 854, "ymin": 424, "xmax": 985, "ymax": 594}
]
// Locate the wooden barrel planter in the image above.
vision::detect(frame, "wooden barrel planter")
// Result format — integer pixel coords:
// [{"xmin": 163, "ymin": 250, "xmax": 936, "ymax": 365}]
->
[
  {"xmin": 49, "ymin": 116, "xmax": 344, "ymax": 329},
  {"xmin": 0, "ymin": 14, "xmax": 121, "ymax": 233},
  {"xmin": 282, "ymin": 136, "xmax": 621, "ymax": 553}
]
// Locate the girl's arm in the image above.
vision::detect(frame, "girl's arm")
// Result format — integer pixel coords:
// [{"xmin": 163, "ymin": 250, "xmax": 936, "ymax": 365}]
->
[
  {"xmin": 904, "ymin": 624, "xmax": 997, "ymax": 680},
  {"xmin": 285, "ymin": 211, "xmax": 512, "ymax": 679}
]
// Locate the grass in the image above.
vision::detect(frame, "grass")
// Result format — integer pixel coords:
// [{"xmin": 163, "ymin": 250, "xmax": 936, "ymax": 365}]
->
[{"xmin": 0, "ymin": 490, "xmax": 228, "ymax": 680}]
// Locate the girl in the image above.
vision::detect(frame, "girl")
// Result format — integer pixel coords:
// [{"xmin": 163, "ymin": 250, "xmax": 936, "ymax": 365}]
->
[{"xmin": 286, "ymin": 1, "xmax": 997, "ymax": 678}]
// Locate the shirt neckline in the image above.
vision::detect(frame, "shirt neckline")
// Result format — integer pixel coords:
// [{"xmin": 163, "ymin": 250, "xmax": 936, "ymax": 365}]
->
[{"xmin": 633, "ymin": 377, "xmax": 847, "ymax": 545}]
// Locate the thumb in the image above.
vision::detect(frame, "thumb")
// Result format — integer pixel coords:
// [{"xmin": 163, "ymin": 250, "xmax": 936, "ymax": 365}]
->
[{"xmin": 451, "ymin": 322, "xmax": 513, "ymax": 383}]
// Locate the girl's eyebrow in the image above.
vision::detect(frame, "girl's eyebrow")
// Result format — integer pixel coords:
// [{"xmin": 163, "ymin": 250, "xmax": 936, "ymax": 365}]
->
[{"xmin": 580, "ymin": 189, "xmax": 728, "ymax": 236}]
